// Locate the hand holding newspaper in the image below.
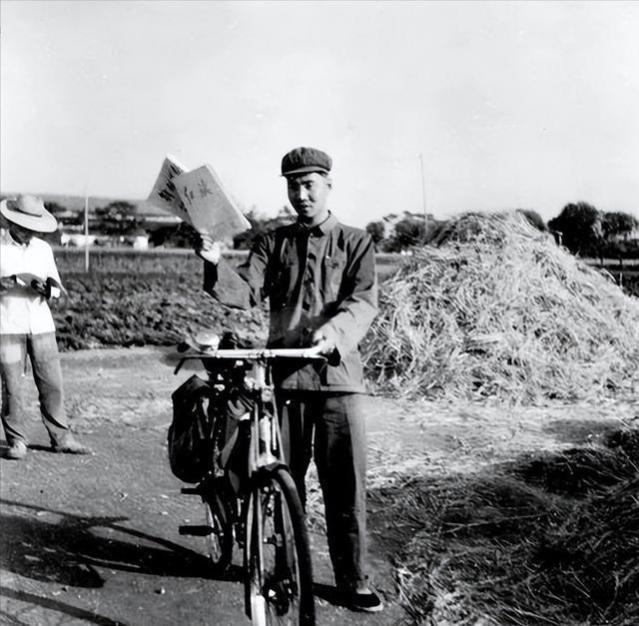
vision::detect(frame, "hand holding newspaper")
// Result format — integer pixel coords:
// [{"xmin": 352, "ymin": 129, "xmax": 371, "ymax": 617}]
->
[
  {"xmin": 147, "ymin": 155, "xmax": 250, "ymax": 241},
  {"xmin": 196, "ymin": 236, "xmax": 221, "ymax": 265}
]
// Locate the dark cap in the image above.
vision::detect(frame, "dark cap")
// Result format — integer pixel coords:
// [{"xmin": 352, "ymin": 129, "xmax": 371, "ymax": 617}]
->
[{"xmin": 281, "ymin": 147, "xmax": 332, "ymax": 177}]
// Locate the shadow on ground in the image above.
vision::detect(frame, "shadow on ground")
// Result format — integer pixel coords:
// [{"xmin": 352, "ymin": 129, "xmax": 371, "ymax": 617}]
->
[
  {"xmin": 0, "ymin": 586, "xmax": 124, "ymax": 626},
  {"xmin": 0, "ymin": 499, "xmax": 241, "ymax": 588}
]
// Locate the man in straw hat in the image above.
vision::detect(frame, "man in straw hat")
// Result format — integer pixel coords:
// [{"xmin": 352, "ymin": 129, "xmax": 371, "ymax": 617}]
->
[
  {"xmin": 0, "ymin": 194, "xmax": 91, "ymax": 460},
  {"xmin": 194, "ymin": 147, "xmax": 383, "ymax": 613}
]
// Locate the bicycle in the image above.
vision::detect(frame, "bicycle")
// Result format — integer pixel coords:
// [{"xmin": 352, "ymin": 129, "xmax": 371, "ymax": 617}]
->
[{"xmin": 171, "ymin": 335, "xmax": 322, "ymax": 626}]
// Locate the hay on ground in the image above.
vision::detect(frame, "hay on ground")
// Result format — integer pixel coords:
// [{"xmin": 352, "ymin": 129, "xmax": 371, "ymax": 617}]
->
[{"xmin": 385, "ymin": 427, "xmax": 639, "ymax": 626}]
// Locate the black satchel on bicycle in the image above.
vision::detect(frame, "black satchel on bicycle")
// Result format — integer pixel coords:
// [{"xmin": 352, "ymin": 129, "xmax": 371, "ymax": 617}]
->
[{"xmin": 168, "ymin": 374, "xmax": 215, "ymax": 484}]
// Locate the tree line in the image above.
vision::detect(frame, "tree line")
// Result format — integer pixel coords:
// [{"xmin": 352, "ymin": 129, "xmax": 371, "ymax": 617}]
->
[
  {"xmin": 365, "ymin": 203, "xmax": 639, "ymax": 258},
  {"xmin": 25, "ymin": 197, "xmax": 639, "ymax": 259}
]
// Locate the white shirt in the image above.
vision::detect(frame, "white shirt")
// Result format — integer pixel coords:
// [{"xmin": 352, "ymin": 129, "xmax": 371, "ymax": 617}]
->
[{"xmin": 0, "ymin": 229, "xmax": 62, "ymax": 335}]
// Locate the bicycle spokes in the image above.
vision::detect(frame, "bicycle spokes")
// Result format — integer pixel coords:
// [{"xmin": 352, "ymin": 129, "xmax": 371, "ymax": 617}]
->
[{"xmin": 247, "ymin": 474, "xmax": 310, "ymax": 626}]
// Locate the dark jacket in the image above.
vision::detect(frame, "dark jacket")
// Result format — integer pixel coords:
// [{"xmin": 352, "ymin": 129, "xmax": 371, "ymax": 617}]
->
[{"xmin": 203, "ymin": 213, "xmax": 378, "ymax": 392}]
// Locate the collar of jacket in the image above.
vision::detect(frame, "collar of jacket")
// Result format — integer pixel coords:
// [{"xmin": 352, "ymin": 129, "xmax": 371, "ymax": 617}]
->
[
  {"xmin": 0, "ymin": 228, "xmax": 28, "ymax": 247},
  {"xmin": 294, "ymin": 212, "xmax": 338, "ymax": 237}
]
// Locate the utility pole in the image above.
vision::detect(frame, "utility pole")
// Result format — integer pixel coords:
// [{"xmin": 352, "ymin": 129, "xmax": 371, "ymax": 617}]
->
[
  {"xmin": 84, "ymin": 191, "xmax": 90, "ymax": 272},
  {"xmin": 419, "ymin": 153, "xmax": 427, "ymax": 243}
]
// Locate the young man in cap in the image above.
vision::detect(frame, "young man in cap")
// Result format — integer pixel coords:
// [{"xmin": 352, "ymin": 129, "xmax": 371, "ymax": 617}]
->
[
  {"xmin": 195, "ymin": 147, "xmax": 383, "ymax": 612},
  {"xmin": 0, "ymin": 195, "xmax": 91, "ymax": 460}
]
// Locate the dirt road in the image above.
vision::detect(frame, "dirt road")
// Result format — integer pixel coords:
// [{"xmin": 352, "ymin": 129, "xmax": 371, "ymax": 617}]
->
[{"xmin": 1, "ymin": 348, "xmax": 635, "ymax": 625}]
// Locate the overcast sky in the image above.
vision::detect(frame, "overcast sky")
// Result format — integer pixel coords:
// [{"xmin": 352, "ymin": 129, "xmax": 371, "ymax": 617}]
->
[{"xmin": 1, "ymin": 0, "xmax": 638, "ymax": 226}]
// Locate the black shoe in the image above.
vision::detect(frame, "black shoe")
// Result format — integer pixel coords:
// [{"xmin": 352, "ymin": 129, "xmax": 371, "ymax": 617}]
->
[
  {"xmin": 52, "ymin": 435, "xmax": 92, "ymax": 455},
  {"xmin": 346, "ymin": 590, "xmax": 384, "ymax": 613}
]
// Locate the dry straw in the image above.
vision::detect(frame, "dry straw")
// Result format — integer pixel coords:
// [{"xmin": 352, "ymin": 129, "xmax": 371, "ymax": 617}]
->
[
  {"xmin": 364, "ymin": 211, "xmax": 639, "ymax": 404},
  {"xmin": 389, "ymin": 428, "xmax": 639, "ymax": 625}
]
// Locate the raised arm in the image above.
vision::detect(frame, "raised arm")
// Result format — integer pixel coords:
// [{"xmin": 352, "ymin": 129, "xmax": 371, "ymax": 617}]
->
[{"xmin": 197, "ymin": 234, "xmax": 272, "ymax": 310}]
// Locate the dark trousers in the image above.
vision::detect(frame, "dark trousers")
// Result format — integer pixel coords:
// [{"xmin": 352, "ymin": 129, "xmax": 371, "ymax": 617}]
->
[
  {"xmin": 1, "ymin": 332, "xmax": 69, "ymax": 447},
  {"xmin": 277, "ymin": 391, "xmax": 368, "ymax": 590}
]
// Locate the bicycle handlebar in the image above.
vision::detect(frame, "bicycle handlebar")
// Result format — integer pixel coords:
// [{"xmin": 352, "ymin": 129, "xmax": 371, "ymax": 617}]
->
[
  {"xmin": 170, "ymin": 345, "xmax": 328, "ymax": 374},
  {"xmin": 178, "ymin": 346, "xmax": 327, "ymax": 361}
]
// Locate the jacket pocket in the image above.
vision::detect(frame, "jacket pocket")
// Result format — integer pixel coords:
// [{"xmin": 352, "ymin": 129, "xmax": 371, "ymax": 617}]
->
[
  {"xmin": 324, "ymin": 254, "xmax": 346, "ymax": 300},
  {"xmin": 270, "ymin": 259, "xmax": 297, "ymax": 310}
]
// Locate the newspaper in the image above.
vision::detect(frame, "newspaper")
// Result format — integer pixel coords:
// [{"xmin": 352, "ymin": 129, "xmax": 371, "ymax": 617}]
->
[
  {"xmin": 147, "ymin": 156, "xmax": 251, "ymax": 239},
  {"xmin": 174, "ymin": 164, "xmax": 250, "ymax": 239},
  {"xmin": 146, "ymin": 155, "xmax": 191, "ymax": 223}
]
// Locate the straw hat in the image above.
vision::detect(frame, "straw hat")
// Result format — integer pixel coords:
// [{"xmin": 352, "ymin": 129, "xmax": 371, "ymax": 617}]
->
[{"xmin": 0, "ymin": 195, "xmax": 58, "ymax": 233}]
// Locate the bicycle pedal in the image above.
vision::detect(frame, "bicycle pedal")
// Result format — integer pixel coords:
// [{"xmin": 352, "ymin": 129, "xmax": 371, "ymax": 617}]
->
[{"xmin": 178, "ymin": 525, "xmax": 212, "ymax": 536}]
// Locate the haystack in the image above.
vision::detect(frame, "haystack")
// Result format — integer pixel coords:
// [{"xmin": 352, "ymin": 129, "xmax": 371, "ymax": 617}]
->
[{"xmin": 364, "ymin": 211, "xmax": 639, "ymax": 404}]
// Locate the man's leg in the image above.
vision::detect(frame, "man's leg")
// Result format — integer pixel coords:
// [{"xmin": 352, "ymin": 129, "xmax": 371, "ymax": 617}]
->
[
  {"xmin": 313, "ymin": 393, "xmax": 368, "ymax": 592},
  {"xmin": 27, "ymin": 332, "xmax": 68, "ymax": 445},
  {"xmin": 276, "ymin": 391, "xmax": 315, "ymax": 508},
  {"xmin": 28, "ymin": 332, "xmax": 90, "ymax": 453},
  {"xmin": 1, "ymin": 333, "xmax": 30, "ymax": 450}
]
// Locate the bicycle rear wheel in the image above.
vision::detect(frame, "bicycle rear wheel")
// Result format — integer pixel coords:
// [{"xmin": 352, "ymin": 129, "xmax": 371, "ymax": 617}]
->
[{"xmin": 245, "ymin": 467, "xmax": 315, "ymax": 626}]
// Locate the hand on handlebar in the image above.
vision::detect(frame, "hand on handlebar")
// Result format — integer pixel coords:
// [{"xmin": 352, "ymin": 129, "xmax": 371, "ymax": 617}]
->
[
  {"xmin": 310, "ymin": 328, "xmax": 341, "ymax": 364},
  {"xmin": 194, "ymin": 234, "xmax": 221, "ymax": 265}
]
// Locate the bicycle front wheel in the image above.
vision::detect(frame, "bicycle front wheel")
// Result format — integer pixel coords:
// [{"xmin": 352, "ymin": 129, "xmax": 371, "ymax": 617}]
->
[{"xmin": 245, "ymin": 467, "xmax": 315, "ymax": 626}]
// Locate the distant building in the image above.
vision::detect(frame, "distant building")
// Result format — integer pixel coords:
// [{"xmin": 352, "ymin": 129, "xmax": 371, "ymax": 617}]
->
[
  {"xmin": 53, "ymin": 209, "xmax": 80, "ymax": 226},
  {"xmin": 132, "ymin": 235, "xmax": 149, "ymax": 250},
  {"xmin": 60, "ymin": 233, "xmax": 98, "ymax": 247},
  {"xmin": 141, "ymin": 214, "xmax": 181, "ymax": 227}
]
